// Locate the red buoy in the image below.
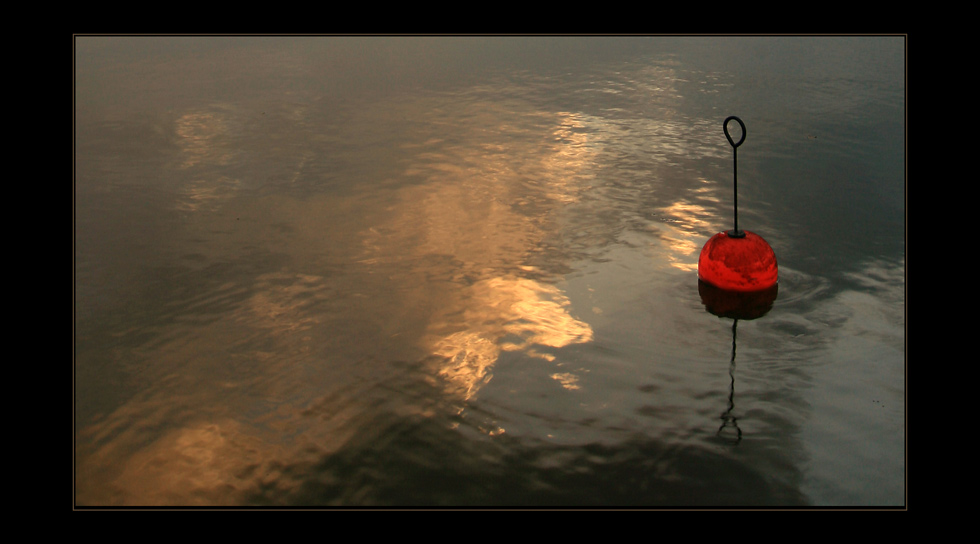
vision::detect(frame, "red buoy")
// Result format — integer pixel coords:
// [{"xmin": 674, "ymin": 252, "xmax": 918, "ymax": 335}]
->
[
  {"xmin": 698, "ymin": 230, "xmax": 778, "ymax": 292},
  {"xmin": 697, "ymin": 116, "xmax": 778, "ymax": 296}
]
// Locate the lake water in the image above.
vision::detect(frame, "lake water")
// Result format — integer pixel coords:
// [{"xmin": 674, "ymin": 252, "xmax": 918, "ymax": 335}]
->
[{"xmin": 74, "ymin": 36, "xmax": 905, "ymax": 508}]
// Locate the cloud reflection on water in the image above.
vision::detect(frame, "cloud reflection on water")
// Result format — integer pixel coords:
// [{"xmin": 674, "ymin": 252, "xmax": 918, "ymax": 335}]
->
[
  {"xmin": 76, "ymin": 80, "xmax": 608, "ymax": 505},
  {"xmin": 360, "ymin": 104, "xmax": 601, "ymax": 407}
]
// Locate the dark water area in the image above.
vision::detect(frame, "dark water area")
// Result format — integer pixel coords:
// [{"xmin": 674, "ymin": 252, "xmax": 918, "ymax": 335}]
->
[{"xmin": 74, "ymin": 36, "xmax": 905, "ymax": 508}]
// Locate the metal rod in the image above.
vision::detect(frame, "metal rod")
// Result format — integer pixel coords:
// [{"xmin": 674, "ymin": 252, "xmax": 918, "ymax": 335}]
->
[{"xmin": 723, "ymin": 116, "xmax": 746, "ymax": 238}]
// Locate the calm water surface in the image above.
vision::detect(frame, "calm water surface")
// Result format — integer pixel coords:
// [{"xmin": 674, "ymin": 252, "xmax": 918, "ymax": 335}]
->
[{"xmin": 74, "ymin": 36, "xmax": 905, "ymax": 507}]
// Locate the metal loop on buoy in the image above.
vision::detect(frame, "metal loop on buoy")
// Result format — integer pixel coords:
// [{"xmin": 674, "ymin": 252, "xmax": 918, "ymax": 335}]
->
[
  {"xmin": 724, "ymin": 116, "xmax": 746, "ymax": 149},
  {"xmin": 723, "ymin": 116, "xmax": 746, "ymax": 237}
]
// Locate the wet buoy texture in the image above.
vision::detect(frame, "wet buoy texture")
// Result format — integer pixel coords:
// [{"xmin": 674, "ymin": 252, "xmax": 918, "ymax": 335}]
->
[{"xmin": 697, "ymin": 230, "xmax": 778, "ymax": 292}]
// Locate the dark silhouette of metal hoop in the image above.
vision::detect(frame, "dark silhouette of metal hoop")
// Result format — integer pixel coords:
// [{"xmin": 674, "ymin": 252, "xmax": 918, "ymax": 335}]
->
[
  {"xmin": 723, "ymin": 116, "xmax": 746, "ymax": 238},
  {"xmin": 724, "ymin": 116, "xmax": 746, "ymax": 149}
]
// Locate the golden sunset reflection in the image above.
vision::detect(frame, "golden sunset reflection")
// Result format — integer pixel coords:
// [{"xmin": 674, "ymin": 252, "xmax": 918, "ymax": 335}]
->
[
  {"xmin": 656, "ymin": 197, "xmax": 717, "ymax": 272},
  {"xmin": 550, "ymin": 372, "xmax": 581, "ymax": 391},
  {"xmin": 661, "ymin": 234, "xmax": 700, "ymax": 272},
  {"xmin": 660, "ymin": 200, "xmax": 712, "ymax": 232},
  {"xmin": 543, "ymin": 112, "xmax": 599, "ymax": 203},
  {"xmin": 174, "ymin": 106, "xmax": 243, "ymax": 212},
  {"xmin": 177, "ymin": 175, "xmax": 241, "ymax": 212},
  {"xmin": 77, "ymin": 415, "xmax": 274, "ymax": 506},
  {"xmin": 430, "ymin": 275, "xmax": 593, "ymax": 400},
  {"xmin": 358, "ymin": 101, "xmax": 599, "ymax": 410},
  {"xmin": 77, "ymin": 75, "xmax": 608, "ymax": 504},
  {"xmin": 241, "ymin": 271, "xmax": 330, "ymax": 337},
  {"xmin": 175, "ymin": 107, "xmax": 238, "ymax": 169}
]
